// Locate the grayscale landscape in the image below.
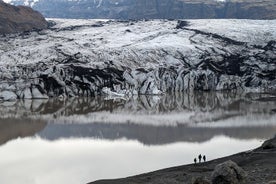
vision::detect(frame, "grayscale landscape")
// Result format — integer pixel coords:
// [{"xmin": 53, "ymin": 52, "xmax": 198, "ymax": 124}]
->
[{"xmin": 0, "ymin": 0, "xmax": 275, "ymax": 184}]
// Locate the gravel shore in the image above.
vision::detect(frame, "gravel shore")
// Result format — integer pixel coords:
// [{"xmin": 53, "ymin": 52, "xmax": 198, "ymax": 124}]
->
[{"xmin": 90, "ymin": 136, "xmax": 276, "ymax": 184}]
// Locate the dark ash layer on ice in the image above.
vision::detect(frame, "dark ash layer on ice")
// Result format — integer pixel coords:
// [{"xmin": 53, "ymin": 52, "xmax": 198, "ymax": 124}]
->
[{"xmin": 0, "ymin": 19, "xmax": 275, "ymax": 101}]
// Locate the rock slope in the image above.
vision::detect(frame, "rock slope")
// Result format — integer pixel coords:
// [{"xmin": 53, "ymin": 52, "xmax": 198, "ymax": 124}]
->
[
  {"xmin": 0, "ymin": 0, "xmax": 47, "ymax": 34},
  {"xmin": 0, "ymin": 19, "xmax": 275, "ymax": 100}
]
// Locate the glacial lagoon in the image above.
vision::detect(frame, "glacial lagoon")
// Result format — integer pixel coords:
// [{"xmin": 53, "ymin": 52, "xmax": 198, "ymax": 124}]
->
[{"xmin": 0, "ymin": 92, "xmax": 276, "ymax": 184}]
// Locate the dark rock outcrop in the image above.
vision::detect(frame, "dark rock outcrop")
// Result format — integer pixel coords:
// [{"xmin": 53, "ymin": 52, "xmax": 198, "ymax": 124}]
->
[
  {"xmin": 9, "ymin": 0, "xmax": 276, "ymax": 19},
  {"xmin": 211, "ymin": 160, "xmax": 248, "ymax": 184},
  {"xmin": 262, "ymin": 135, "xmax": 276, "ymax": 150},
  {"xmin": 0, "ymin": 0, "xmax": 47, "ymax": 34}
]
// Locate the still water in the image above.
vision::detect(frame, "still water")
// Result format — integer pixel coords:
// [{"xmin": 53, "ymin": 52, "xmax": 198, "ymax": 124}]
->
[{"xmin": 0, "ymin": 92, "xmax": 276, "ymax": 184}]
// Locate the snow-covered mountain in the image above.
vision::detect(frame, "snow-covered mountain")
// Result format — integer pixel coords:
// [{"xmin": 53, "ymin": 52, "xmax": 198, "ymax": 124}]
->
[
  {"xmin": 5, "ymin": 0, "xmax": 276, "ymax": 19},
  {"xmin": 3, "ymin": 0, "xmax": 39, "ymax": 7},
  {"xmin": 0, "ymin": 19, "xmax": 275, "ymax": 101}
]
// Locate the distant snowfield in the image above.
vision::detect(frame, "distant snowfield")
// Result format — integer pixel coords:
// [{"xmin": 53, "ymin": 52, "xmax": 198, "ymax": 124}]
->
[{"xmin": 0, "ymin": 19, "xmax": 275, "ymax": 101}]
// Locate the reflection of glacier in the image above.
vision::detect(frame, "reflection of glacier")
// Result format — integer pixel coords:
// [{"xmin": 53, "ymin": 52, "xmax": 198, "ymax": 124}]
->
[
  {"xmin": 38, "ymin": 123, "xmax": 276, "ymax": 145},
  {"xmin": 0, "ymin": 92, "xmax": 276, "ymax": 145},
  {"xmin": 0, "ymin": 92, "xmax": 276, "ymax": 121}
]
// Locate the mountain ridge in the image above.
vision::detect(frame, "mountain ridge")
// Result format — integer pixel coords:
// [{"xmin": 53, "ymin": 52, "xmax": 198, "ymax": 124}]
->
[
  {"xmin": 6, "ymin": 0, "xmax": 276, "ymax": 19},
  {"xmin": 0, "ymin": 0, "xmax": 47, "ymax": 34}
]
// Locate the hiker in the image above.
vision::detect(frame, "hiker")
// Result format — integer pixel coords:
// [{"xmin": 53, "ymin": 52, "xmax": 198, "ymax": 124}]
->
[
  {"xmin": 203, "ymin": 155, "xmax": 206, "ymax": 162},
  {"xmin": 198, "ymin": 154, "xmax": 202, "ymax": 163},
  {"xmin": 194, "ymin": 158, "xmax": 197, "ymax": 165}
]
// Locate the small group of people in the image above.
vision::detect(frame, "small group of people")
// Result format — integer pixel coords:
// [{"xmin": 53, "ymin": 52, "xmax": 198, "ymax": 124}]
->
[{"xmin": 194, "ymin": 154, "xmax": 206, "ymax": 165}]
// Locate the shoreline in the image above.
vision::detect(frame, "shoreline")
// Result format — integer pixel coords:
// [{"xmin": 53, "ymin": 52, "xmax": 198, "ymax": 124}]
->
[{"xmin": 90, "ymin": 136, "xmax": 276, "ymax": 184}]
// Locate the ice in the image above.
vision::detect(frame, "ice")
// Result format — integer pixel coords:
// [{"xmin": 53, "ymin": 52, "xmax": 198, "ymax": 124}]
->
[
  {"xmin": 0, "ymin": 19, "xmax": 275, "ymax": 100},
  {"xmin": 0, "ymin": 91, "xmax": 17, "ymax": 101}
]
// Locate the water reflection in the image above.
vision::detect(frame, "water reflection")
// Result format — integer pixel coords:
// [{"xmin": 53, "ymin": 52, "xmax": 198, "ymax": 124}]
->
[
  {"xmin": 0, "ymin": 118, "xmax": 46, "ymax": 146},
  {"xmin": 0, "ymin": 92, "xmax": 276, "ymax": 184},
  {"xmin": 38, "ymin": 123, "xmax": 276, "ymax": 145},
  {"xmin": 0, "ymin": 92, "xmax": 276, "ymax": 145},
  {"xmin": 0, "ymin": 136, "xmax": 262, "ymax": 184},
  {"xmin": 1, "ymin": 92, "xmax": 276, "ymax": 118}
]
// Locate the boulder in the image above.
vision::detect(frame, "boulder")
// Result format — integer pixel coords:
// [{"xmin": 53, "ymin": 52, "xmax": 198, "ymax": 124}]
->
[
  {"xmin": 262, "ymin": 136, "xmax": 276, "ymax": 150},
  {"xmin": 211, "ymin": 160, "xmax": 247, "ymax": 184},
  {"xmin": 0, "ymin": 1, "xmax": 47, "ymax": 34}
]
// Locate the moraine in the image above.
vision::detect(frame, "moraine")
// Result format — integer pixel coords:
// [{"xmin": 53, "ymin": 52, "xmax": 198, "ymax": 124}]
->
[{"xmin": 0, "ymin": 19, "xmax": 275, "ymax": 100}]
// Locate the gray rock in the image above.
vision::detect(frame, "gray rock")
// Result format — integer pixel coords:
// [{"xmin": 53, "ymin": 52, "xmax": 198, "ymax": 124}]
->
[
  {"xmin": 262, "ymin": 136, "xmax": 276, "ymax": 149},
  {"xmin": 193, "ymin": 176, "xmax": 211, "ymax": 184},
  {"xmin": 211, "ymin": 160, "xmax": 247, "ymax": 184}
]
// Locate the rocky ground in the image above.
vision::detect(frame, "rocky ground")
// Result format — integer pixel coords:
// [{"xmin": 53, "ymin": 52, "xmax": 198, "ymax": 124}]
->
[{"xmin": 90, "ymin": 136, "xmax": 276, "ymax": 184}]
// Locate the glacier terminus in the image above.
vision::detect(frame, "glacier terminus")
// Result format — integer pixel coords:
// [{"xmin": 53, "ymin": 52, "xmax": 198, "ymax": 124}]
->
[{"xmin": 0, "ymin": 19, "xmax": 275, "ymax": 100}]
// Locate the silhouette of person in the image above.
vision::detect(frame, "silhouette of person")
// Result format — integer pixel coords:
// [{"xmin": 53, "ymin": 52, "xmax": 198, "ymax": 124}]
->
[
  {"xmin": 198, "ymin": 154, "xmax": 202, "ymax": 163},
  {"xmin": 194, "ymin": 158, "xmax": 197, "ymax": 165},
  {"xmin": 203, "ymin": 155, "xmax": 206, "ymax": 162}
]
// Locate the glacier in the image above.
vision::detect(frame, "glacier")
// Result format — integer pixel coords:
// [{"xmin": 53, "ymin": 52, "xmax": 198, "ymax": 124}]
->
[{"xmin": 0, "ymin": 19, "xmax": 275, "ymax": 101}]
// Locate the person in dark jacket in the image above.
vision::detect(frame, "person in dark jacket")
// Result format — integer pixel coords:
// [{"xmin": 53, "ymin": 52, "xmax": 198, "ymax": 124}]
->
[
  {"xmin": 198, "ymin": 154, "xmax": 202, "ymax": 163},
  {"xmin": 203, "ymin": 155, "xmax": 206, "ymax": 162}
]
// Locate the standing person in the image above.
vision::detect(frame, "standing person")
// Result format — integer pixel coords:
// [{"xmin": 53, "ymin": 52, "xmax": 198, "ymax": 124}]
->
[
  {"xmin": 203, "ymin": 155, "xmax": 206, "ymax": 162},
  {"xmin": 198, "ymin": 154, "xmax": 202, "ymax": 163},
  {"xmin": 194, "ymin": 158, "xmax": 197, "ymax": 165}
]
